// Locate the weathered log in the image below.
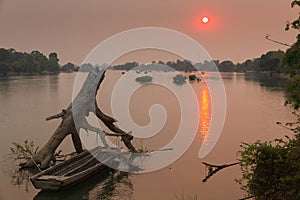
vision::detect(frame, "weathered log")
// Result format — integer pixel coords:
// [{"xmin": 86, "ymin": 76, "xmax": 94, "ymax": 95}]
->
[{"xmin": 22, "ymin": 68, "xmax": 137, "ymax": 169}]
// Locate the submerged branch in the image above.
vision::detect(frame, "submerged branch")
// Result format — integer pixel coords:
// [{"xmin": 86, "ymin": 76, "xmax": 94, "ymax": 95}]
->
[{"xmin": 202, "ymin": 161, "xmax": 240, "ymax": 182}]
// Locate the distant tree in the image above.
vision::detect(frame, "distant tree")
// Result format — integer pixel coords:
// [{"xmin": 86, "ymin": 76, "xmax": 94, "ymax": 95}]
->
[
  {"xmin": 0, "ymin": 48, "xmax": 65, "ymax": 75},
  {"xmin": 261, "ymin": 58, "xmax": 280, "ymax": 71},
  {"xmin": 235, "ymin": 63, "xmax": 246, "ymax": 72},
  {"xmin": 213, "ymin": 59, "xmax": 220, "ymax": 66},
  {"xmin": 195, "ymin": 59, "xmax": 217, "ymax": 72},
  {"xmin": 22, "ymin": 53, "xmax": 36, "ymax": 74},
  {"xmin": 259, "ymin": 51, "xmax": 285, "ymax": 72},
  {"xmin": 61, "ymin": 62, "xmax": 75, "ymax": 72},
  {"xmin": 217, "ymin": 60, "xmax": 234, "ymax": 72},
  {"xmin": 73, "ymin": 66, "xmax": 80, "ymax": 72},
  {"xmin": 80, "ymin": 63, "xmax": 94, "ymax": 72},
  {"xmin": 0, "ymin": 62, "xmax": 11, "ymax": 75},
  {"xmin": 11, "ymin": 61, "xmax": 22, "ymax": 74},
  {"xmin": 112, "ymin": 62, "xmax": 138, "ymax": 70},
  {"xmin": 31, "ymin": 51, "xmax": 49, "ymax": 72},
  {"xmin": 0, "ymin": 48, "xmax": 10, "ymax": 63},
  {"xmin": 48, "ymin": 52, "xmax": 60, "ymax": 73}
]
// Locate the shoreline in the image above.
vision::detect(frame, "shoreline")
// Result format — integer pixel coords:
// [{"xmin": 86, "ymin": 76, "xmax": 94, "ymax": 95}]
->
[{"xmin": 0, "ymin": 71, "xmax": 61, "ymax": 77}]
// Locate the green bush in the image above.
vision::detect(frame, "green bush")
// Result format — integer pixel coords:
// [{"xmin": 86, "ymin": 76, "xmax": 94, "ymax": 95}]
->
[{"xmin": 237, "ymin": 135, "xmax": 300, "ymax": 199}]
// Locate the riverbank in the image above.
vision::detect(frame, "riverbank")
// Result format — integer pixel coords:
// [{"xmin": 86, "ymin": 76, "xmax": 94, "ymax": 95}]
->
[{"xmin": 0, "ymin": 71, "xmax": 63, "ymax": 77}]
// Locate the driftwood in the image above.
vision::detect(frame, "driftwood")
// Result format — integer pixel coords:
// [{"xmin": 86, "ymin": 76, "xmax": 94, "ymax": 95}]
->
[
  {"xmin": 202, "ymin": 161, "xmax": 240, "ymax": 182},
  {"xmin": 202, "ymin": 161, "xmax": 256, "ymax": 200},
  {"xmin": 21, "ymin": 68, "xmax": 137, "ymax": 169}
]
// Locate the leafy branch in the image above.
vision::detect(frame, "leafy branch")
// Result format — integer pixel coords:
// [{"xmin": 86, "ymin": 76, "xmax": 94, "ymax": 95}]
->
[{"xmin": 9, "ymin": 140, "xmax": 39, "ymax": 161}]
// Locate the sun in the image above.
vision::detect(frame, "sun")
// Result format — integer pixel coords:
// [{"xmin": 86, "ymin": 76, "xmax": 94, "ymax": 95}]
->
[{"xmin": 202, "ymin": 16, "xmax": 209, "ymax": 24}]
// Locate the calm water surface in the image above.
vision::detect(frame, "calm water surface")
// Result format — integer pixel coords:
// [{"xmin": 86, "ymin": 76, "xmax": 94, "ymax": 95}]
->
[{"xmin": 0, "ymin": 71, "xmax": 294, "ymax": 200}]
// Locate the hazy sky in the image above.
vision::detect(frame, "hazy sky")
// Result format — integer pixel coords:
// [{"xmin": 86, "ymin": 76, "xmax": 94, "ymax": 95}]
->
[{"xmin": 0, "ymin": 0, "xmax": 298, "ymax": 65}]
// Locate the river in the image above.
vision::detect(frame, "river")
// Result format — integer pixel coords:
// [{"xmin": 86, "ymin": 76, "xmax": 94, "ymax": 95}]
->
[{"xmin": 0, "ymin": 71, "xmax": 295, "ymax": 200}]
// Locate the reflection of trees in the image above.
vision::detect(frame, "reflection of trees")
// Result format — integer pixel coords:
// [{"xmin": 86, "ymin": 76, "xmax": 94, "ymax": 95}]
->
[
  {"xmin": 93, "ymin": 172, "xmax": 133, "ymax": 200},
  {"xmin": 7, "ymin": 167, "xmax": 36, "ymax": 192},
  {"xmin": 244, "ymin": 72, "xmax": 290, "ymax": 91},
  {"xmin": 220, "ymin": 73, "xmax": 234, "ymax": 80}
]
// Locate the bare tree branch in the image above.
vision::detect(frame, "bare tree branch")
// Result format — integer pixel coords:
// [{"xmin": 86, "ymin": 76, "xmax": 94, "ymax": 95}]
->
[
  {"xmin": 46, "ymin": 109, "xmax": 66, "ymax": 121},
  {"xmin": 265, "ymin": 35, "xmax": 292, "ymax": 47},
  {"xmin": 202, "ymin": 161, "xmax": 240, "ymax": 182}
]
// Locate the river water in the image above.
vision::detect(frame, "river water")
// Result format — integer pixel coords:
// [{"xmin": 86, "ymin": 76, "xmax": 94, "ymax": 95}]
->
[{"xmin": 0, "ymin": 71, "xmax": 295, "ymax": 200}]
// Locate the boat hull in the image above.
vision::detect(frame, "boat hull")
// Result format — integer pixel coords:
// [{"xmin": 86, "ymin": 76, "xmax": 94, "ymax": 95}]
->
[
  {"xmin": 30, "ymin": 149, "xmax": 111, "ymax": 191},
  {"xmin": 31, "ymin": 163, "xmax": 107, "ymax": 191}
]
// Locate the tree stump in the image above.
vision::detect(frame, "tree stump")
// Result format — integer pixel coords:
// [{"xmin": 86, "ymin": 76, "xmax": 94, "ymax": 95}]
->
[{"xmin": 22, "ymin": 68, "xmax": 137, "ymax": 169}]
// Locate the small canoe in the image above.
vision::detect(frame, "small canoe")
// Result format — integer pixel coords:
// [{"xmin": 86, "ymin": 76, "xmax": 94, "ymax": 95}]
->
[{"xmin": 30, "ymin": 148, "xmax": 113, "ymax": 191}]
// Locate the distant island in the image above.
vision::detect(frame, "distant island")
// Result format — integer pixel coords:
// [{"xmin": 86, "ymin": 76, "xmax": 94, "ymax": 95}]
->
[
  {"xmin": 111, "ymin": 50, "xmax": 288, "ymax": 74},
  {"xmin": 0, "ymin": 47, "xmax": 291, "ymax": 76}
]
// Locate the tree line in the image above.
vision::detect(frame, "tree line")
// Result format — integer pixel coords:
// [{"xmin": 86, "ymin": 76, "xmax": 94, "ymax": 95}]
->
[
  {"xmin": 111, "ymin": 50, "xmax": 290, "ymax": 73},
  {"xmin": 0, "ymin": 48, "xmax": 80, "ymax": 76},
  {"xmin": 0, "ymin": 47, "xmax": 291, "ymax": 76}
]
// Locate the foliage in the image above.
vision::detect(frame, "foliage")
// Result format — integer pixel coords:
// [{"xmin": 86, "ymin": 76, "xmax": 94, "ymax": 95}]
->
[
  {"xmin": 9, "ymin": 140, "xmax": 38, "ymax": 162},
  {"xmin": 80, "ymin": 63, "xmax": 95, "ymax": 72},
  {"xmin": 112, "ymin": 50, "xmax": 287, "ymax": 73},
  {"xmin": 285, "ymin": 75, "xmax": 300, "ymax": 109},
  {"xmin": 232, "ymin": 50, "xmax": 285, "ymax": 73},
  {"xmin": 284, "ymin": 35, "xmax": 300, "ymax": 109},
  {"xmin": 0, "ymin": 48, "xmax": 290, "ymax": 76},
  {"xmin": 0, "ymin": 62, "xmax": 11, "ymax": 75},
  {"xmin": 217, "ymin": 60, "xmax": 235, "ymax": 72},
  {"xmin": 0, "ymin": 48, "xmax": 62, "ymax": 75},
  {"xmin": 48, "ymin": 52, "xmax": 60, "ymax": 72},
  {"xmin": 0, "ymin": 48, "xmax": 81, "ymax": 75},
  {"xmin": 237, "ymin": 136, "xmax": 300, "ymax": 200},
  {"xmin": 61, "ymin": 62, "xmax": 76, "ymax": 72},
  {"xmin": 167, "ymin": 59, "xmax": 195, "ymax": 72},
  {"xmin": 188, "ymin": 74, "xmax": 197, "ymax": 81},
  {"xmin": 112, "ymin": 62, "xmax": 139, "ymax": 70},
  {"xmin": 135, "ymin": 75, "xmax": 153, "ymax": 84},
  {"xmin": 285, "ymin": 1, "xmax": 300, "ymax": 31},
  {"xmin": 237, "ymin": 2, "xmax": 300, "ymax": 199},
  {"xmin": 173, "ymin": 74, "xmax": 187, "ymax": 85},
  {"xmin": 285, "ymin": 17, "xmax": 300, "ymax": 111}
]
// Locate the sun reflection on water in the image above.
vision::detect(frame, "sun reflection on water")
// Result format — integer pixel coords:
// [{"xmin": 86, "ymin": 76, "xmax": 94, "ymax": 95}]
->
[{"xmin": 199, "ymin": 84, "xmax": 211, "ymax": 142}]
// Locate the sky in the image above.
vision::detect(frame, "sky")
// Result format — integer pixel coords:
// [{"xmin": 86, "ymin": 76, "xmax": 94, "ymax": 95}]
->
[{"xmin": 0, "ymin": 0, "xmax": 299, "ymax": 65}]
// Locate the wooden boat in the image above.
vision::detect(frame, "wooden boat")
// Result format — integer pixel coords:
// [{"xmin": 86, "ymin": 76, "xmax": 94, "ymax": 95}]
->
[{"xmin": 30, "ymin": 148, "xmax": 113, "ymax": 191}]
